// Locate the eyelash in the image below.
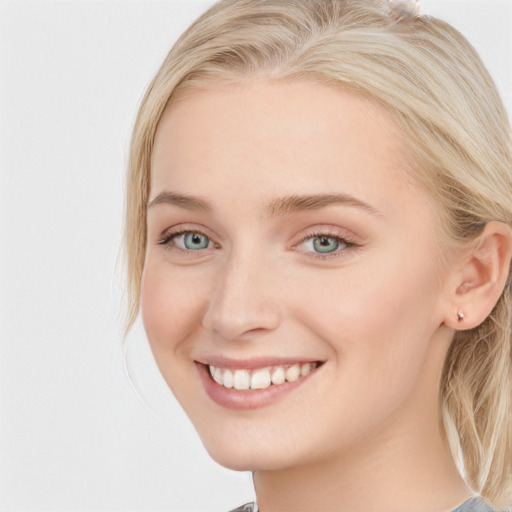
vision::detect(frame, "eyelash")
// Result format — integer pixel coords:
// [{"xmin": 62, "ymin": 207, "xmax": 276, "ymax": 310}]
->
[
  {"xmin": 157, "ymin": 228, "xmax": 358, "ymax": 260},
  {"xmin": 293, "ymin": 231, "xmax": 358, "ymax": 260},
  {"xmin": 157, "ymin": 229, "xmax": 218, "ymax": 251}
]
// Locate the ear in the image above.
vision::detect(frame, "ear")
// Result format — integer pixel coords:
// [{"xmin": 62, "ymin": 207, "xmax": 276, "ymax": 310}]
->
[{"xmin": 443, "ymin": 221, "xmax": 512, "ymax": 331}]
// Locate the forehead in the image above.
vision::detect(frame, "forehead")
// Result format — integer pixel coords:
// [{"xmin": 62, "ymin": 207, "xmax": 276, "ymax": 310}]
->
[{"xmin": 150, "ymin": 79, "xmax": 418, "ymax": 215}]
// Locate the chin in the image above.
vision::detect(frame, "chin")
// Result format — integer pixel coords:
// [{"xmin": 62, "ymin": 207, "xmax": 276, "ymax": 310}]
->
[{"xmin": 199, "ymin": 430, "xmax": 302, "ymax": 472}]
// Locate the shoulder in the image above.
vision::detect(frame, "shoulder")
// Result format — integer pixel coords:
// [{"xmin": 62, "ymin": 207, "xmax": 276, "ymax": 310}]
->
[
  {"xmin": 452, "ymin": 497, "xmax": 496, "ymax": 512},
  {"xmin": 227, "ymin": 502, "xmax": 256, "ymax": 512},
  {"xmin": 226, "ymin": 498, "xmax": 494, "ymax": 512}
]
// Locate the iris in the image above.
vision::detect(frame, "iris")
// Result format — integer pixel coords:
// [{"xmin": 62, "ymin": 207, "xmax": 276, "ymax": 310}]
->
[
  {"xmin": 183, "ymin": 233, "xmax": 210, "ymax": 250},
  {"xmin": 313, "ymin": 236, "xmax": 340, "ymax": 254}
]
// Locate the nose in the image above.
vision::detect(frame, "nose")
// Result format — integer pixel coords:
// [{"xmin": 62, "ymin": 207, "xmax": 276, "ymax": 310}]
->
[{"xmin": 201, "ymin": 250, "xmax": 282, "ymax": 341}]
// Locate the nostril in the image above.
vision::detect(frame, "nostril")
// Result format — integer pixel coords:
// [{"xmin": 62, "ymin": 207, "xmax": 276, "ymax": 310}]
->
[{"xmin": 201, "ymin": 296, "xmax": 282, "ymax": 341}]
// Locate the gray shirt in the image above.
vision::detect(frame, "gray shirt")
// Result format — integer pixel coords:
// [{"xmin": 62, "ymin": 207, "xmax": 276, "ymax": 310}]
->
[{"xmin": 229, "ymin": 496, "xmax": 495, "ymax": 512}]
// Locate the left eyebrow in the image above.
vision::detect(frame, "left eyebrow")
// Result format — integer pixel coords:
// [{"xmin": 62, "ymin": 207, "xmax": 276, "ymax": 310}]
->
[
  {"xmin": 266, "ymin": 193, "xmax": 382, "ymax": 217},
  {"xmin": 147, "ymin": 191, "xmax": 212, "ymax": 212}
]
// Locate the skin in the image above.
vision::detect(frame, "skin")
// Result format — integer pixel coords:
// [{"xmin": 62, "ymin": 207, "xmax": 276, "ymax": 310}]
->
[{"xmin": 141, "ymin": 80, "xmax": 475, "ymax": 511}]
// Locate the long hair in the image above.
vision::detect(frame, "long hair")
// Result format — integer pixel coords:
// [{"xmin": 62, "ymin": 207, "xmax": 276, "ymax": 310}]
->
[{"xmin": 124, "ymin": 1, "xmax": 512, "ymax": 507}]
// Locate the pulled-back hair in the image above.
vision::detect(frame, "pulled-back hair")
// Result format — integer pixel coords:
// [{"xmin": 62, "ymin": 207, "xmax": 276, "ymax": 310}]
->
[{"xmin": 125, "ymin": 1, "xmax": 512, "ymax": 507}]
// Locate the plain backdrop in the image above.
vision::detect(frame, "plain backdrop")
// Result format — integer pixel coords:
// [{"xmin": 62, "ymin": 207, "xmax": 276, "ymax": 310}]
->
[{"xmin": 0, "ymin": 1, "xmax": 511, "ymax": 511}]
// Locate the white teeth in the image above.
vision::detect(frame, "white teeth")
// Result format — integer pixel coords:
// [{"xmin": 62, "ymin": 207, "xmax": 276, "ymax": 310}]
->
[
  {"xmin": 233, "ymin": 369, "xmax": 250, "ymax": 390},
  {"xmin": 222, "ymin": 369, "xmax": 234, "ymax": 389},
  {"xmin": 209, "ymin": 362, "xmax": 319, "ymax": 390},
  {"xmin": 271, "ymin": 366, "xmax": 286, "ymax": 385},
  {"xmin": 214, "ymin": 368, "xmax": 223, "ymax": 385},
  {"xmin": 250, "ymin": 368, "xmax": 271, "ymax": 389},
  {"xmin": 300, "ymin": 363, "xmax": 312, "ymax": 377},
  {"xmin": 210, "ymin": 366, "xmax": 223, "ymax": 385},
  {"xmin": 285, "ymin": 364, "xmax": 301, "ymax": 382}
]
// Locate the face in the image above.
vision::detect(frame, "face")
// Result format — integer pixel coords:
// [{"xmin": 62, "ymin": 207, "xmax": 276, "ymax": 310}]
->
[{"xmin": 142, "ymin": 80, "xmax": 453, "ymax": 471}]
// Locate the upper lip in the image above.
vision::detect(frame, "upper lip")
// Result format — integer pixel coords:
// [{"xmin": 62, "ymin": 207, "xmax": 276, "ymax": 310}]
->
[{"xmin": 195, "ymin": 355, "xmax": 324, "ymax": 370}]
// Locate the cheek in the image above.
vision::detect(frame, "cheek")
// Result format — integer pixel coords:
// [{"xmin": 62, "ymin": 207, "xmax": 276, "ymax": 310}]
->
[
  {"xmin": 286, "ymin": 263, "xmax": 442, "ymax": 440},
  {"xmin": 140, "ymin": 259, "xmax": 215, "ymax": 422},
  {"xmin": 291, "ymin": 251, "xmax": 442, "ymax": 377},
  {"xmin": 140, "ymin": 260, "xmax": 207, "ymax": 355}
]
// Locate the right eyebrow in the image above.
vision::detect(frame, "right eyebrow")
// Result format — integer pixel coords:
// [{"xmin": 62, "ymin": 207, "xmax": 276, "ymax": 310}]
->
[
  {"xmin": 265, "ymin": 193, "xmax": 382, "ymax": 218},
  {"xmin": 147, "ymin": 191, "xmax": 212, "ymax": 212}
]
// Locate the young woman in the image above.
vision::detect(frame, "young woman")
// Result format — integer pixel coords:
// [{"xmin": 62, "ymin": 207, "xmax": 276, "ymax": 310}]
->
[{"xmin": 124, "ymin": 1, "xmax": 512, "ymax": 510}]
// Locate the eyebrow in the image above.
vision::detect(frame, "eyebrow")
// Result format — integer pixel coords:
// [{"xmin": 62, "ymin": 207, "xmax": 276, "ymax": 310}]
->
[
  {"xmin": 147, "ymin": 191, "xmax": 210, "ymax": 212},
  {"xmin": 147, "ymin": 191, "xmax": 381, "ymax": 217},
  {"xmin": 266, "ymin": 193, "xmax": 382, "ymax": 217}
]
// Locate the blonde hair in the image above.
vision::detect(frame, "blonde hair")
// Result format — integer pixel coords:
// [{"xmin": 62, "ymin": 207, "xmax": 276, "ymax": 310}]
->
[{"xmin": 125, "ymin": 0, "xmax": 512, "ymax": 507}]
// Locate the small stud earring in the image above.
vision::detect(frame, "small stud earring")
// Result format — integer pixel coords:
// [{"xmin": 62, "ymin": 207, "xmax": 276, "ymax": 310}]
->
[{"xmin": 457, "ymin": 312, "xmax": 465, "ymax": 322}]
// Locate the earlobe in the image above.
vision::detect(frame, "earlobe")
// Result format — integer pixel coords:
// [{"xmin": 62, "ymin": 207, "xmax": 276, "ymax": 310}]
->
[{"xmin": 444, "ymin": 221, "xmax": 512, "ymax": 331}]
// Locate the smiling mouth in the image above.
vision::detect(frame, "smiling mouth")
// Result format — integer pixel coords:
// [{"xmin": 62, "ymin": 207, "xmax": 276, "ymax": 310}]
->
[{"xmin": 205, "ymin": 362, "xmax": 322, "ymax": 391}]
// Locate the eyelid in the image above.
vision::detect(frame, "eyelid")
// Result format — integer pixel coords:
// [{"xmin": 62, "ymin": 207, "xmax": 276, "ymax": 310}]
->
[
  {"xmin": 157, "ymin": 224, "xmax": 360, "ymax": 260},
  {"xmin": 292, "ymin": 227, "xmax": 360, "ymax": 260},
  {"xmin": 157, "ymin": 226, "xmax": 219, "ymax": 252}
]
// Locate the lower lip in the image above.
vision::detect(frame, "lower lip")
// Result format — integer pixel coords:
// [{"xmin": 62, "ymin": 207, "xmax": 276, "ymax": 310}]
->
[{"xmin": 196, "ymin": 362, "xmax": 320, "ymax": 410}]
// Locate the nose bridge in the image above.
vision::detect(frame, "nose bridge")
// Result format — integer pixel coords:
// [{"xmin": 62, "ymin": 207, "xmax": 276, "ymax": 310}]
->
[{"xmin": 201, "ymin": 243, "xmax": 281, "ymax": 340}]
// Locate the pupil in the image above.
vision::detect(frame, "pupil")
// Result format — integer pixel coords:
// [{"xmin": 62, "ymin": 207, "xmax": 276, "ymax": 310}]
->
[
  {"xmin": 185, "ymin": 233, "xmax": 208, "ymax": 250},
  {"xmin": 313, "ymin": 236, "xmax": 338, "ymax": 253}
]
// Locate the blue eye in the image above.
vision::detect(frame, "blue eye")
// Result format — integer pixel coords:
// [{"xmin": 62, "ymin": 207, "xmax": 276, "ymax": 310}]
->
[
  {"xmin": 312, "ymin": 236, "xmax": 340, "ymax": 254},
  {"xmin": 158, "ymin": 230, "xmax": 213, "ymax": 251},
  {"xmin": 297, "ymin": 232, "xmax": 356, "ymax": 259},
  {"xmin": 182, "ymin": 232, "xmax": 210, "ymax": 250}
]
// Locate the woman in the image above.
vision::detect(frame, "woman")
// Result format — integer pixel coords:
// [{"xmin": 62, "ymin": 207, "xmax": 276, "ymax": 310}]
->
[{"xmin": 124, "ymin": 1, "xmax": 512, "ymax": 510}]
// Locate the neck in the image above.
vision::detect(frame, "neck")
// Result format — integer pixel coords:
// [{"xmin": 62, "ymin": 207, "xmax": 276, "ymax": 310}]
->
[
  {"xmin": 253, "ymin": 327, "xmax": 471, "ymax": 512},
  {"xmin": 253, "ymin": 423, "xmax": 470, "ymax": 512}
]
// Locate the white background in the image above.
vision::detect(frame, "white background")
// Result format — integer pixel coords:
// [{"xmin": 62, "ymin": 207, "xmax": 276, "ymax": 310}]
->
[{"xmin": 0, "ymin": 1, "xmax": 510, "ymax": 511}]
